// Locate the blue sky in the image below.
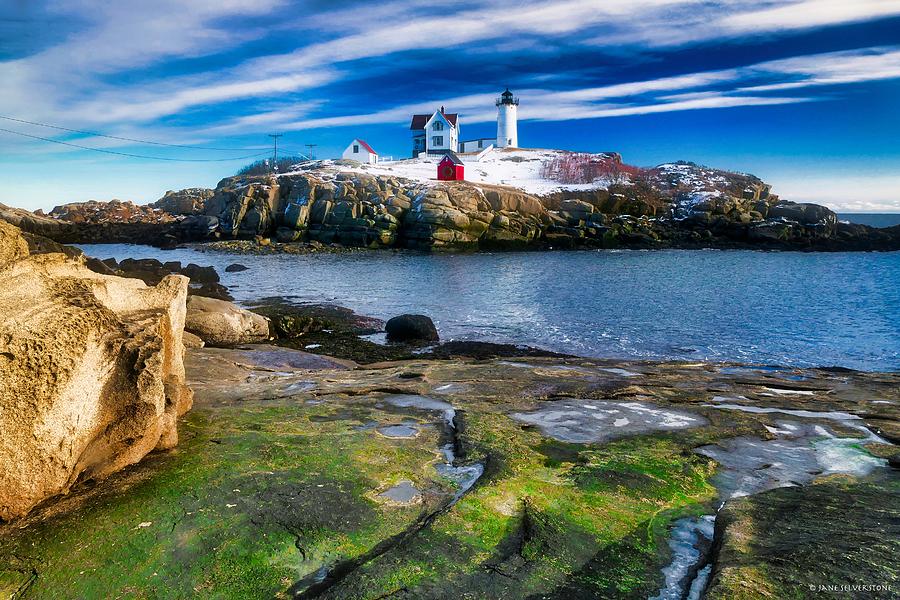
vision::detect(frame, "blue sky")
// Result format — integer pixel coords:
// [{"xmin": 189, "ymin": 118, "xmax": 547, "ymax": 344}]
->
[{"xmin": 1, "ymin": 0, "xmax": 899, "ymax": 212}]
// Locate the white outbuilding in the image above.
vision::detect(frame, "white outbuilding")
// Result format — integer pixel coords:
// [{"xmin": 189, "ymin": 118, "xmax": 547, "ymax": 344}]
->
[{"xmin": 342, "ymin": 139, "xmax": 379, "ymax": 164}]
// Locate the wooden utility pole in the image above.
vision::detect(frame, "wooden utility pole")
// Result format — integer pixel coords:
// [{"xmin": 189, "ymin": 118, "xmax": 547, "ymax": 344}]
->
[
  {"xmin": 268, "ymin": 133, "xmax": 283, "ymax": 172},
  {"xmin": 305, "ymin": 143, "xmax": 317, "ymax": 161}
]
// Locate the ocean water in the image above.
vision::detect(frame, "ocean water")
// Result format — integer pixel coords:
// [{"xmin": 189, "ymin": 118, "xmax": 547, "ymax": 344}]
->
[
  {"xmin": 838, "ymin": 213, "xmax": 900, "ymax": 228},
  {"xmin": 79, "ymin": 245, "xmax": 900, "ymax": 371}
]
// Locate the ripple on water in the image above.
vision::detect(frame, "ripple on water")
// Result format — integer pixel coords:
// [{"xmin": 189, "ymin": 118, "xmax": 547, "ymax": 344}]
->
[{"xmin": 78, "ymin": 245, "xmax": 900, "ymax": 371}]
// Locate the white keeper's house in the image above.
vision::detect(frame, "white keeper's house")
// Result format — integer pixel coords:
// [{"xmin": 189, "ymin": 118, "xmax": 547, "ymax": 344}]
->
[
  {"xmin": 409, "ymin": 89, "xmax": 520, "ymax": 157},
  {"xmin": 342, "ymin": 138, "xmax": 379, "ymax": 164},
  {"xmin": 409, "ymin": 107, "xmax": 459, "ymax": 157}
]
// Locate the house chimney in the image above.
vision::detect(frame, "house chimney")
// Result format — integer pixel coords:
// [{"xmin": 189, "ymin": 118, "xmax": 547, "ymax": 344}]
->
[{"xmin": 440, "ymin": 105, "xmax": 445, "ymax": 114}]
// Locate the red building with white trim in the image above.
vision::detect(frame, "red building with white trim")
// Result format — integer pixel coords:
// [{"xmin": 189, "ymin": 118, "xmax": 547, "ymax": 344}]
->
[{"xmin": 437, "ymin": 153, "xmax": 465, "ymax": 181}]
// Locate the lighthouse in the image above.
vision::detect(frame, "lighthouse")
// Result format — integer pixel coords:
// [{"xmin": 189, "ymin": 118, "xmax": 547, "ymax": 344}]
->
[{"xmin": 496, "ymin": 88, "xmax": 518, "ymax": 148}]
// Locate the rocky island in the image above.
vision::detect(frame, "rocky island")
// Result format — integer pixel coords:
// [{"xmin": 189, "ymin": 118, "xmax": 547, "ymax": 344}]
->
[
  {"xmin": 3, "ymin": 150, "xmax": 899, "ymax": 253},
  {"xmin": 0, "ymin": 219, "xmax": 897, "ymax": 598}
]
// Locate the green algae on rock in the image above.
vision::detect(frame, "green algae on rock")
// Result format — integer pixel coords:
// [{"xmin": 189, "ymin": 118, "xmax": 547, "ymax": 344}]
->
[{"xmin": 0, "ymin": 348, "xmax": 896, "ymax": 598}]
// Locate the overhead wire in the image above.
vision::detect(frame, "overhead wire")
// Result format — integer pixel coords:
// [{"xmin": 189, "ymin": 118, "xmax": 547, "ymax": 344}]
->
[
  {"xmin": 0, "ymin": 126, "xmax": 272, "ymax": 162},
  {"xmin": 0, "ymin": 114, "xmax": 265, "ymax": 152}
]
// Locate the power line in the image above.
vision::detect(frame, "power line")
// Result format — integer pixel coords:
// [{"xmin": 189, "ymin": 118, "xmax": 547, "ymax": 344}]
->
[
  {"xmin": 0, "ymin": 114, "xmax": 264, "ymax": 152},
  {"xmin": 0, "ymin": 126, "xmax": 272, "ymax": 162},
  {"xmin": 268, "ymin": 133, "xmax": 283, "ymax": 173}
]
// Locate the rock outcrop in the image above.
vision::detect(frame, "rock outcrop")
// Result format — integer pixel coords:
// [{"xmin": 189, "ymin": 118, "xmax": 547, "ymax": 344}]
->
[
  {"xmin": 151, "ymin": 188, "xmax": 213, "ymax": 215},
  {"xmin": 49, "ymin": 199, "xmax": 176, "ymax": 225},
  {"xmin": 5, "ymin": 161, "xmax": 899, "ymax": 252},
  {"xmin": 184, "ymin": 295, "xmax": 269, "ymax": 347},
  {"xmin": 91, "ymin": 257, "xmax": 232, "ymax": 300},
  {"xmin": 1, "ymin": 344, "xmax": 894, "ymax": 597},
  {"xmin": 0, "ymin": 221, "xmax": 192, "ymax": 520},
  {"xmin": 179, "ymin": 166, "xmax": 900, "ymax": 251}
]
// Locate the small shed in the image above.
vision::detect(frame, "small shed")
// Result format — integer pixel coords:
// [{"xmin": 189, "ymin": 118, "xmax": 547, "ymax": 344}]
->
[
  {"xmin": 437, "ymin": 152, "xmax": 465, "ymax": 181},
  {"xmin": 342, "ymin": 139, "xmax": 378, "ymax": 164}
]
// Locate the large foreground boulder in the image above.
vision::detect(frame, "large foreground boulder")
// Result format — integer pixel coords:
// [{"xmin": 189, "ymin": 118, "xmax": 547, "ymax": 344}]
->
[
  {"xmin": 185, "ymin": 295, "xmax": 269, "ymax": 346},
  {"xmin": 0, "ymin": 221, "xmax": 193, "ymax": 520}
]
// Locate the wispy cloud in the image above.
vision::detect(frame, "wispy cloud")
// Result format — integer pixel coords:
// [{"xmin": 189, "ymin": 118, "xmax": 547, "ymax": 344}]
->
[
  {"xmin": 4, "ymin": 0, "xmax": 900, "ymax": 132},
  {"xmin": 720, "ymin": 0, "xmax": 900, "ymax": 34},
  {"xmin": 259, "ymin": 45, "xmax": 900, "ymax": 132},
  {"xmin": 741, "ymin": 46, "xmax": 900, "ymax": 91}
]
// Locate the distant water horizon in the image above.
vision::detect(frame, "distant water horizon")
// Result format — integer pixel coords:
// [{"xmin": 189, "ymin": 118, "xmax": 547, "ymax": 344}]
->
[
  {"xmin": 79, "ymin": 245, "xmax": 900, "ymax": 372},
  {"xmin": 838, "ymin": 213, "xmax": 900, "ymax": 228}
]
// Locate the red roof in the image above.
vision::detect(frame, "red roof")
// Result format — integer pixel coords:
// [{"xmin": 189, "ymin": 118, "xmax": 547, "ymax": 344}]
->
[
  {"xmin": 410, "ymin": 111, "xmax": 458, "ymax": 130},
  {"xmin": 354, "ymin": 139, "xmax": 377, "ymax": 155}
]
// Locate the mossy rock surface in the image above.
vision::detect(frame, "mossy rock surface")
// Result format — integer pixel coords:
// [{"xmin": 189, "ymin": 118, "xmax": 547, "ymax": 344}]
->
[
  {"xmin": 0, "ymin": 349, "xmax": 897, "ymax": 598},
  {"xmin": 706, "ymin": 477, "xmax": 900, "ymax": 600}
]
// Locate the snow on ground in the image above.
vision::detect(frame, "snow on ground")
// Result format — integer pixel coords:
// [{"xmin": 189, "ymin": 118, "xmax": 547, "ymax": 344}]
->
[
  {"xmin": 675, "ymin": 189, "xmax": 725, "ymax": 209},
  {"xmin": 649, "ymin": 162, "xmax": 762, "ymax": 210},
  {"xmin": 653, "ymin": 163, "xmax": 731, "ymax": 191},
  {"xmin": 282, "ymin": 148, "xmax": 610, "ymax": 196}
]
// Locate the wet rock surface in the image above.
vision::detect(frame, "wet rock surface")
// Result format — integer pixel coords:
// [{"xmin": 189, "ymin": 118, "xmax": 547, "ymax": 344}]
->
[
  {"xmin": 705, "ymin": 478, "xmax": 900, "ymax": 599},
  {"xmin": 0, "ymin": 346, "xmax": 895, "ymax": 598},
  {"xmin": 511, "ymin": 399, "xmax": 707, "ymax": 444},
  {"xmin": 247, "ymin": 297, "xmax": 567, "ymax": 364}
]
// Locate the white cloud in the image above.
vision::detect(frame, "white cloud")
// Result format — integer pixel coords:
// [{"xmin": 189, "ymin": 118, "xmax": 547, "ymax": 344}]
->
[
  {"xmin": 39, "ymin": 0, "xmax": 285, "ymax": 73},
  {"xmin": 0, "ymin": 0, "xmax": 290, "ymax": 122},
  {"xmin": 74, "ymin": 72, "xmax": 335, "ymax": 123},
  {"xmin": 741, "ymin": 46, "xmax": 900, "ymax": 92},
  {"xmin": 720, "ymin": 0, "xmax": 900, "ymax": 34},
  {"xmin": 5, "ymin": 0, "xmax": 900, "ymax": 132}
]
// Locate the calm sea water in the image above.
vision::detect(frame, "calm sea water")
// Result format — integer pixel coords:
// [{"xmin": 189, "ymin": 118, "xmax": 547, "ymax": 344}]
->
[
  {"xmin": 838, "ymin": 213, "xmax": 900, "ymax": 228},
  {"xmin": 80, "ymin": 245, "xmax": 900, "ymax": 371}
]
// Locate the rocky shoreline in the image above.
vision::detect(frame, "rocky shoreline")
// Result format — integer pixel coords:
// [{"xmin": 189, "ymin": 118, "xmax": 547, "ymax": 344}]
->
[
  {"xmin": 0, "ymin": 220, "xmax": 897, "ymax": 598},
  {"xmin": 3, "ymin": 159, "xmax": 899, "ymax": 252},
  {"xmin": 1, "ymin": 340, "xmax": 896, "ymax": 598}
]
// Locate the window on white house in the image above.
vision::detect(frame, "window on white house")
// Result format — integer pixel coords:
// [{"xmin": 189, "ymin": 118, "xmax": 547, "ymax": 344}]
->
[
  {"xmin": 432, "ymin": 136, "xmax": 443, "ymax": 146},
  {"xmin": 478, "ymin": 140, "xmax": 483, "ymax": 148},
  {"xmin": 433, "ymin": 121, "xmax": 443, "ymax": 131},
  {"xmin": 353, "ymin": 145, "xmax": 359, "ymax": 153}
]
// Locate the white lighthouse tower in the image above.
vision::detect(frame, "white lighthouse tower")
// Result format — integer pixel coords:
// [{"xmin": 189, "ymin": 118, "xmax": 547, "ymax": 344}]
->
[{"xmin": 496, "ymin": 88, "xmax": 519, "ymax": 148}]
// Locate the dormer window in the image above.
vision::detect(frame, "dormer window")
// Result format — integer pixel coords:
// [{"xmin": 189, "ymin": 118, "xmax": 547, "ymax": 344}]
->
[{"xmin": 433, "ymin": 121, "xmax": 444, "ymax": 131}]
